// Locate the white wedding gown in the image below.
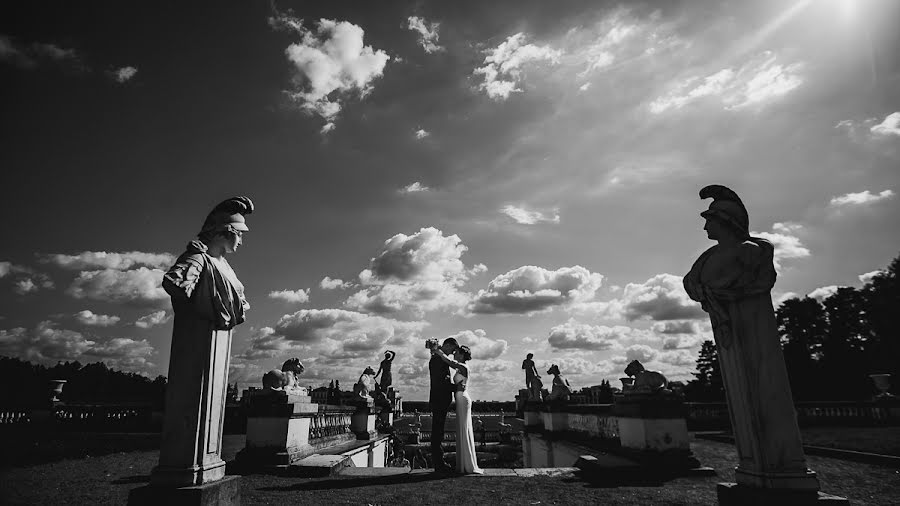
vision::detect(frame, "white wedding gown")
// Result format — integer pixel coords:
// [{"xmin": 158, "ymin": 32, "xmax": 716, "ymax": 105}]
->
[{"xmin": 454, "ymin": 370, "xmax": 483, "ymax": 474}]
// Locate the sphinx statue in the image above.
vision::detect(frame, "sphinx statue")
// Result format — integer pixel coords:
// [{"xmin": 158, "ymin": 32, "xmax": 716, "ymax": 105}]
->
[
  {"xmin": 262, "ymin": 358, "xmax": 307, "ymax": 395},
  {"xmin": 546, "ymin": 364, "xmax": 572, "ymax": 402},
  {"xmin": 623, "ymin": 360, "xmax": 668, "ymax": 395}
]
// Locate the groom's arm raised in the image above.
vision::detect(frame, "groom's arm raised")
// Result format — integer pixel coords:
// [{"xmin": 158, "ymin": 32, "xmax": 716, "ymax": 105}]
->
[{"xmin": 431, "ymin": 348, "xmax": 462, "ymax": 368}]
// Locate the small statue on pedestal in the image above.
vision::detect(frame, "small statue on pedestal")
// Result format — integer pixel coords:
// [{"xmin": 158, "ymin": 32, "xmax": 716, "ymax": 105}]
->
[
  {"xmin": 353, "ymin": 366, "xmax": 377, "ymax": 400},
  {"xmin": 261, "ymin": 358, "xmax": 306, "ymax": 395},
  {"xmin": 623, "ymin": 360, "xmax": 669, "ymax": 395},
  {"xmin": 546, "ymin": 364, "xmax": 572, "ymax": 402}
]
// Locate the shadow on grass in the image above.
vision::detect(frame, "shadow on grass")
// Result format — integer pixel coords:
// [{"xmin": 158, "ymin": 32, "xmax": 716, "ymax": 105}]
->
[
  {"xmin": 112, "ymin": 475, "xmax": 151, "ymax": 485},
  {"xmin": 256, "ymin": 471, "xmax": 456, "ymax": 492},
  {"xmin": 0, "ymin": 429, "xmax": 161, "ymax": 469}
]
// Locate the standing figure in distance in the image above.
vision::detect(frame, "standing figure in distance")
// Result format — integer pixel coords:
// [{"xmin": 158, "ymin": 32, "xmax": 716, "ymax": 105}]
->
[
  {"xmin": 428, "ymin": 338, "xmax": 459, "ymax": 473},
  {"xmin": 431, "ymin": 344, "xmax": 484, "ymax": 475},
  {"xmin": 522, "ymin": 353, "xmax": 541, "ymax": 399},
  {"xmin": 375, "ymin": 350, "xmax": 396, "ymax": 393}
]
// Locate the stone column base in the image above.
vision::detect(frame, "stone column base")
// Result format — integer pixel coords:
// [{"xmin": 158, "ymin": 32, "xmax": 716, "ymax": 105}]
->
[
  {"xmin": 129, "ymin": 475, "xmax": 240, "ymax": 506},
  {"xmin": 150, "ymin": 459, "xmax": 226, "ymax": 487},
  {"xmin": 717, "ymin": 483, "xmax": 848, "ymax": 505}
]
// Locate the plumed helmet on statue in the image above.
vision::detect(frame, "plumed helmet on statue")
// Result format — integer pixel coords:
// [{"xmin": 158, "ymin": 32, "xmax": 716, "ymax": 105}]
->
[
  {"xmin": 199, "ymin": 196, "xmax": 254, "ymax": 235},
  {"xmin": 699, "ymin": 185, "xmax": 749, "ymax": 238}
]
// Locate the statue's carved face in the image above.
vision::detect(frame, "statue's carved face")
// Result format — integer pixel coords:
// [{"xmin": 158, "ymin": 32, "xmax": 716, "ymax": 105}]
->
[
  {"xmin": 547, "ymin": 365, "xmax": 560, "ymax": 376},
  {"xmin": 363, "ymin": 366, "xmax": 376, "ymax": 376}
]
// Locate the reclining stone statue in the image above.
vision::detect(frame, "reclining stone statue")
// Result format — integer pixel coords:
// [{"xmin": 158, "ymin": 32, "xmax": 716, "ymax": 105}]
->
[
  {"xmin": 623, "ymin": 360, "xmax": 668, "ymax": 395},
  {"xmin": 261, "ymin": 358, "xmax": 306, "ymax": 395}
]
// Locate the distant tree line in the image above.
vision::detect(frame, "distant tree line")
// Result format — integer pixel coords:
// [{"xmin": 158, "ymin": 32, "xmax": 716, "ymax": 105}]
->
[
  {"xmin": 686, "ymin": 252, "xmax": 900, "ymax": 402},
  {"xmin": 0, "ymin": 356, "xmax": 167, "ymax": 409}
]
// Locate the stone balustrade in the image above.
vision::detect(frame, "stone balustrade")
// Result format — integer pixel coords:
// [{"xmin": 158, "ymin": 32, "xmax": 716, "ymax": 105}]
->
[{"xmin": 309, "ymin": 407, "xmax": 354, "ymax": 441}]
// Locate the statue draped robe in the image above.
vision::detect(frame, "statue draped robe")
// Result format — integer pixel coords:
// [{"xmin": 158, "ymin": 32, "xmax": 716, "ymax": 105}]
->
[
  {"xmin": 152, "ymin": 240, "xmax": 249, "ymax": 486},
  {"xmin": 685, "ymin": 238, "xmax": 819, "ymax": 491}
]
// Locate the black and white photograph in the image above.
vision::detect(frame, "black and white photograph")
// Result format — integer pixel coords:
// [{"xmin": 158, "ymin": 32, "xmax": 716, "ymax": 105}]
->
[{"xmin": 1, "ymin": 0, "xmax": 898, "ymax": 504}]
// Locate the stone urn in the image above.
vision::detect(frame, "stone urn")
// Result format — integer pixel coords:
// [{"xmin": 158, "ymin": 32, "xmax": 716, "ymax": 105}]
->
[
  {"xmin": 49, "ymin": 379, "xmax": 67, "ymax": 402},
  {"xmin": 619, "ymin": 377, "xmax": 634, "ymax": 392},
  {"xmin": 869, "ymin": 374, "xmax": 895, "ymax": 399}
]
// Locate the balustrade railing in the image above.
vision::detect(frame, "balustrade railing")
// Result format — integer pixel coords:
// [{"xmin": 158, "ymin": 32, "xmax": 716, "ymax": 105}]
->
[
  {"xmin": 0, "ymin": 409, "xmax": 31, "ymax": 425},
  {"xmin": 308, "ymin": 407, "xmax": 353, "ymax": 441}
]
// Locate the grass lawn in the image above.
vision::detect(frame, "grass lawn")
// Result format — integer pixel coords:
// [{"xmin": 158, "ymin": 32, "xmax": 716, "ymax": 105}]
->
[
  {"xmin": 801, "ymin": 426, "xmax": 900, "ymax": 456},
  {"xmin": 1, "ymin": 433, "xmax": 899, "ymax": 505}
]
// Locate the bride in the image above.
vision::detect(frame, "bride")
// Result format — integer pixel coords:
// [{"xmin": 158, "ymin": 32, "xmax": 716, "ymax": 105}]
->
[{"xmin": 431, "ymin": 344, "xmax": 483, "ymax": 475}]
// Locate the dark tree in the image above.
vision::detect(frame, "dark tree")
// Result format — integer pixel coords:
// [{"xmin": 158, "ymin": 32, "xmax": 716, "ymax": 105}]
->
[
  {"xmin": 777, "ymin": 297, "xmax": 827, "ymax": 400},
  {"xmin": 686, "ymin": 340, "xmax": 724, "ymax": 401}
]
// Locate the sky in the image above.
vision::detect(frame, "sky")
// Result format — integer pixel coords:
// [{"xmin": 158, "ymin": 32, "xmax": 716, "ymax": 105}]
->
[{"xmin": 1, "ymin": 0, "xmax": 898, "ymax": 401}]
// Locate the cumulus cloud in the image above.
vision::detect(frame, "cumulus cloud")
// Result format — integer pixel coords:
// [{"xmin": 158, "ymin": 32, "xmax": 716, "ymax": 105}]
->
[
  {"xmin": 537, "ymin": 356, "xmax": 615, "ymax": 378},
  {"xmin": 236, "ymin": 327, "xmax": 298, "ymax": 360},
  {"xmin": 1, "ymin": 261, "xmax": 54, "ymax": 295},
  {"xmin": 14, "ymin": 279, "xmax": 38, "ymax": 294},
  {"xmin": 40, "ymin": 251, "xmax": 175, "ymax": 271},
  {"xmin": 268, "ymin": 288, "xmax": 311, "ymax": 304},
  {"xmin": 274, "ymin": 14, "xmax": 390, "ymax": 127},
  {"xmin": 751, "ymin": 222, "xmax": 811, "ymax": 270},
  {"xmin": 134, "ymin": 310, "xmax": 171, "ymax": 329},
  {"xmin": 546, "ymin": 321, "xmax": 642, "ymax": 351},
  {"xmin": 275, "ymin": 309, "xmax": 427, "ymax": 347},
  {"xmin": 807, "ymin": 285, "xmax": 842, "ymax": 302},
  {"xmin": 657, "ymin": 349, "xmax": 696, "ymax": 366},
  {"xmin": 870, "ymin": 112, "xmax": 900, "ymax": 137},
  {"xmin": 499, "ymin": 205, "xmax": 560, "ymax": 225},
  {"xmin": 650, "ymin": 51, "xmax": 802, "ymax": 113},
  {"xmin": 651, "ymin": 320, "xmax": 699, "ymax": 335},
  {"xmin": 829, "ymin": 190, "xmax": 895, "ymax": 207},
  {"xmin": 345, "ymin": 227, "xmax": 478, "ymax": 316},
  {"xmin": 110, "ymin": 66, "xmax": 137, "ymax": 83},
  {"xmin": 622, "ymin": 344, "xmax": 658, "ymax": 363},
  {"xmin": 399, "ymin": 182, "xmax": 431, "ymax": 193},
  {"xmin": 445, "ymin": 329, "xmax": 508, "ymax": 360},
  {"xmin": 86, "ymin": 337, "xmax": 156, "ymax": 372},
  {"xmin": 74, "ymin": 310, "xmax": 120, "ymax": 327},
  {"xmin": 320, "ymin": 277, "xmax": 351, "ymax": 290},
  {"xmin": 602, "ymin": 274, "xmax": 705, "ymax": 322},
  {"xmin": 469, "ymin": 266, "xmax": 603, "ymax": 315},
  {"xmin": 407, "ymin": 16, "xmax": 443, "ymax": 54},
  {"xmin": 473, "ymin": 33, "xmax": 561, "ymax": 100},
  {"xmin": 66, "ymin": 267, "xmax": 168, "ymax": 305},
  {"xmin": 0, "ymin": 322, "xmax": 151, "ymax": 372},
  {"xmin": 859, "ymin": 270, "xmax": 885, "ymax": 284}
]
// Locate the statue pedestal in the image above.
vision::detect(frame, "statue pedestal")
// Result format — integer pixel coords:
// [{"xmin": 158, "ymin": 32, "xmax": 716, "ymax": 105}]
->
[
  {"xmin": 151, "ymin": 319, "xmax": 233, "ymax": 487},
  {"xmin": 541, "ymin": 404, "xmax": 570, "ymax": 432},
  {"xmin": 523, "ymin": 401, "xmax": 543, "ymax": 428},
  {"xmin": 128, "ymin": 475, "xmax": 240, "ymax": 506},
  {"xmin": 613, "ymin": 395, "xmax": 689, "ymax": 452},
  {"xmin": 236, "ymin": 395, "xmax": 360, "ymax": 472},
  {"xmin": 717, "ymin": 483, "xmax": 849, "ymax": 505},
  {"xmin": 350, "ymin": 399, "xmax": 378, "ymax": 440},
  {"xmin": 612, "ymin": 395, "xmax": 704, "ymax": 472}
]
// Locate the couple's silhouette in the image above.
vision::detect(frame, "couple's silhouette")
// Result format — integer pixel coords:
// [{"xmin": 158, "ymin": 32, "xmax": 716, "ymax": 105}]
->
[{"xmin": 428, "ymin": 338, "xmax": 483, "ymax": 475}]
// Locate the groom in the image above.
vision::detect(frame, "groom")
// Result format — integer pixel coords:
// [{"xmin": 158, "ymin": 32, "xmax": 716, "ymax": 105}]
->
[{"xmin": 429, "ymin": 337, "xmax": 459, "ymax": 472}]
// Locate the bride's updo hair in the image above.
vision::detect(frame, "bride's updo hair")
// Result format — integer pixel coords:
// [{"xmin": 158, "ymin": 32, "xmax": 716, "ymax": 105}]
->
[{"xmin": 457, "ymin": 345, "xmax": 472, "ymax": 362}]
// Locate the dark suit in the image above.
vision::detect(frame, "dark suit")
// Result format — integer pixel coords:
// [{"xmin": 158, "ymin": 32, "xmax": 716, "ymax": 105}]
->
[{"xmin": 429, "ymin": 354, "xmax": 453, "ymax": 469}]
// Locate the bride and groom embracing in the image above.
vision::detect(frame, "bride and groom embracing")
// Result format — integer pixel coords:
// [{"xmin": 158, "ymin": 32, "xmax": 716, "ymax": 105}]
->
[{"xmin": 428, "ymin": 337, "xmax": 483, "ymax": 475}]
